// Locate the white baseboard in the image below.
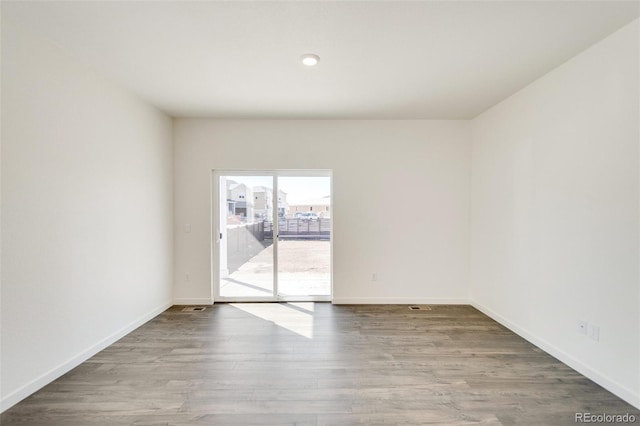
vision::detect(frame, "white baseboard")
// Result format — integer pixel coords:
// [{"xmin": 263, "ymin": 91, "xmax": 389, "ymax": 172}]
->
[
  {"xmin": 173, "ymin": 298, "xmax": 214, "ymax": 305},
  {"xmin": 332, "ymin": 297, "xmax": 470, "ymax": 305},
  {"xmin": 471, "ymin": 301, "xmax": 640, "ymax": 410},
  {"xmin": 0, "ymin": 301, "xmax": 172, "ymax": 413}
]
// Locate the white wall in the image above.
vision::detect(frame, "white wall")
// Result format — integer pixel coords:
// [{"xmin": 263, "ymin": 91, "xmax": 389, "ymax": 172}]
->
[
  {"xmin": 471, "ymin": 20, "xmax": 640, "ymax": 407},
  {"xmin": 173, "ymin": 120, "xmax": 470, "ymax": 304},
  {"xmin": 1, "ymin": 18, "xmax": 174, "ymax": 410}
]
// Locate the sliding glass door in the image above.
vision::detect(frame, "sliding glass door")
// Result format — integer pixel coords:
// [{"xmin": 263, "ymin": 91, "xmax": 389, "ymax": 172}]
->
[{"xmin": 214, "ymin": 170, "xmax": 331, "ymax": 302}]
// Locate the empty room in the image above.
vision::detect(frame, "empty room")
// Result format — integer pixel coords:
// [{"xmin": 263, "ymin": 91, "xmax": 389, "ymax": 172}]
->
[{"xmin": 1, "ymin": 1, "xmax": 639, "ymax": 425}]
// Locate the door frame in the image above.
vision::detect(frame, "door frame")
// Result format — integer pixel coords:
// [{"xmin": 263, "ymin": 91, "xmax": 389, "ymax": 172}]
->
[{"xmin": 212, "ymin": 169, "xmax": 333, "ymax": 303}]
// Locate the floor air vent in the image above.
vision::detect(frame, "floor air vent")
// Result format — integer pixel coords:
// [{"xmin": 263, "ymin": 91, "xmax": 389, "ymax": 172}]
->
[
  {"xmin": 408, "ymin": 306, "xmax": 432, "ymax": 311},
  {"xmin": 182, "ymin": 307, "xmax": 206, "ymax": 312}
]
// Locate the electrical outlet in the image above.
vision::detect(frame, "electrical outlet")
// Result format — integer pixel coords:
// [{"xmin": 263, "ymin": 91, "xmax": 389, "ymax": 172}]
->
[
  {"xmin": 578, "ymin": 320, "xmax": 588, "ymax": 335},
  {"xmin": 185, "ymin": 273, "xmax": 190, "ymax": 282},
  {"xmin": 372, "ymin": 272, "xmax": 378, "ymax": 282}
]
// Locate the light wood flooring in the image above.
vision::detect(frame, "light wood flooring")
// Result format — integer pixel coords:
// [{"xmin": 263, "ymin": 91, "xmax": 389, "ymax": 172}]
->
[{"xmin": 2, "ymin": 303, "xmax": 638, "ymax": 425}]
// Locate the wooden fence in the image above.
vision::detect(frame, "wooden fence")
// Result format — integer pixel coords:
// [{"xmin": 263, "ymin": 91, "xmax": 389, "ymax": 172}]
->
[{"xmin": 264, "ymin": 218, "xmax": 331, "ymax": 240}]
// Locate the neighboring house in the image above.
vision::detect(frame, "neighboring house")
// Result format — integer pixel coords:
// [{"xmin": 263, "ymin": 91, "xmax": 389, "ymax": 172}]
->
[
  {"xmin": 253, "ymin": 186, "xmax": 288, "ymax": 219},
  {"xmin": 276, "ymin": 190, "xmax": 288, "ymax": 218},
  {"xmin": 288, "ymin": 196, "xmax": 330, "ymax": 218},
  {"xmin": 226, "ymin": 181, "xmax": 253, "ymax": 220},
  {"xmin": 252, "ymin": 186, "xmax": 272, "ymax": 220}
]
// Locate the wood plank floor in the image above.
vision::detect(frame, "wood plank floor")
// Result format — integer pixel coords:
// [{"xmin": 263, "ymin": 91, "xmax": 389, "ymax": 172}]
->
[{"xmin": 2, "ymin": 303, "xmax": 638, "ymax": 425}]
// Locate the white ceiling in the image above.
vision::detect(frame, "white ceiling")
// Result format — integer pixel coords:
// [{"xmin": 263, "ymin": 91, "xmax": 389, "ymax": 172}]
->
[{"xmin": 4, "ymin": 1, "xmax": 639, "ymax": 119}]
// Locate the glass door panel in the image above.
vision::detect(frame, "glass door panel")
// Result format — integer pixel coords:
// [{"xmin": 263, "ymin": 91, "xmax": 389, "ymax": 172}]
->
[
  {"xmin": 276, "ymin": 176, "xmax": 331, "ymax": 297},
  {"xmin": 218, "ymin": 175, "xmax": 274, "ymax": 299}
]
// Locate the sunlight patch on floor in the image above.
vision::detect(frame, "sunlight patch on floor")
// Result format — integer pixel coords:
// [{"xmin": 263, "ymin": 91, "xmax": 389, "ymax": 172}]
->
[{"xmin": 231, "ymin": 302, "xmax": 315, "ymax": 339}]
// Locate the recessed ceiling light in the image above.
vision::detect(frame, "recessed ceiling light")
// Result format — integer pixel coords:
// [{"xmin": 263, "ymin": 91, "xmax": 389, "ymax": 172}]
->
[{"xmin": 301, "ymin": 54, "xmax": 320, "ymax": 67}]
